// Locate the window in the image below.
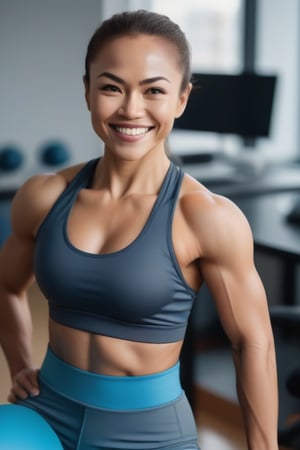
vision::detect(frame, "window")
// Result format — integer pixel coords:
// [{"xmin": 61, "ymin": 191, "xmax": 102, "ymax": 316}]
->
[{"xmin": 150, "ymin": 0, "xmax": 244, "ymax": 73}]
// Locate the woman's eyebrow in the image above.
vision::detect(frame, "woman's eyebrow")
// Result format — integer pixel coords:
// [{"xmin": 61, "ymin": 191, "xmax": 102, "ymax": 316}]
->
[{"xmin": 96, "ymin": 72, "xmax": 171, "ymax": 85}]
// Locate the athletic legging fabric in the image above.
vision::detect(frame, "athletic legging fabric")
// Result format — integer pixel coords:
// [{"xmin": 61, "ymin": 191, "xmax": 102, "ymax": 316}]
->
[{"xmin": 17, "ymin": 347, "xmax": 200, "ymax": 449}]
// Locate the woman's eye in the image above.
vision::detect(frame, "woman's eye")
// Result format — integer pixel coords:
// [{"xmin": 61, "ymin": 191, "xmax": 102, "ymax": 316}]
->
[
  {"xmin": 147, "ymin": 87, "xmax": 165, "ymax": 95},
  {"xmin": 100, "ymin": 84, "xmax": 120, "ymax": 93}
]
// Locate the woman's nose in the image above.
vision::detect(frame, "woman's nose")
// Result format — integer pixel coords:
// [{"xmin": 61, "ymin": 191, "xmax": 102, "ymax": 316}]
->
[{"xmin": 118, "ymin": 93, "xmax": 144, "ymax": 118}]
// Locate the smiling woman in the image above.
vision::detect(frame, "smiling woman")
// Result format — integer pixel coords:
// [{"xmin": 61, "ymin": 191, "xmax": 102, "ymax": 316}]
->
[{"xmin": 0, "ymin": 9, "xmax": 278, "ymax": 450}]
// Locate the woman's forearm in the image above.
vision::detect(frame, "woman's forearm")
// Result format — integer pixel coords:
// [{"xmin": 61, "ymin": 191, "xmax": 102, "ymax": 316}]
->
[
  {"xmin": 0, "ymin": 288, "xmax": 34, "ymax": 378},
  {"xmin": 233, "ymin": 343, "xmax": 279, "ymax": 450}
]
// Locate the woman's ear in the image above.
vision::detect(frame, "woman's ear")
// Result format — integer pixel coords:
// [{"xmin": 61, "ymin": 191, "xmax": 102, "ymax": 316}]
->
[
  {"xmin": 175, "ymin": 82, "xmax": 192, "ymax": 119},
  {"xmin": 83, "ymin": 76, "xmax": 91, "ymax": 111}
]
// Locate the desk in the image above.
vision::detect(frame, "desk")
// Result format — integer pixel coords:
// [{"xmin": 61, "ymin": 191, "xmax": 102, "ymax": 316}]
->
[{"xmin": 183, "ymin": 160, "xmax": 300, "ymax": 197}]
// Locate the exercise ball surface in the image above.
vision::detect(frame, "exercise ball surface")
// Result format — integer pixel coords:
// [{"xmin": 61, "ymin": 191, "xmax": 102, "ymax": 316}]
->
[
  {"xmin": 0, "ymin": 147, "xmax": 24, "ymax": 171},
  {"xmin": 39, "ymin": 141, "xmax": 70, "ymax": 166},
  {"xmin": 0, "ymin": 404, "xmax": 63, "ymax": 450}
]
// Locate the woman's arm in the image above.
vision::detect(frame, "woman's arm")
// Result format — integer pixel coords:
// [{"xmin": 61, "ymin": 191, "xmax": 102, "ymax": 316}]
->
[
  {"xmin": 0, "ymin": 234, "xmax": 40, "ymax": 402},
  {"xmin": 0, "ymin": 234, "xmax": 35, "ymax": 378},
  {"xmin": 204, "ymin": 261, "xmax": 278, "ymax": 450},
  {"xmin": 187, "ymin": 191, "xmax": 278, "ymax": 449},
  {"xmin": 0, "ymin": 172, "xmax": 69, "ymax": 402}
]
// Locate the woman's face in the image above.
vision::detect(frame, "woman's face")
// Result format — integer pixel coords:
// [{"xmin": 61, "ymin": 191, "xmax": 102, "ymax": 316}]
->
[{"xmin": 85, "ymin": 34, "xmax": 191, "ymax": 161}]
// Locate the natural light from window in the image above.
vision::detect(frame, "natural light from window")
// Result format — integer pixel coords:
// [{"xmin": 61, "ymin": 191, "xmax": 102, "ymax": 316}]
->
[{"xmin": 151, "ymin": 0, "xmax": 243, "ymax": 73}]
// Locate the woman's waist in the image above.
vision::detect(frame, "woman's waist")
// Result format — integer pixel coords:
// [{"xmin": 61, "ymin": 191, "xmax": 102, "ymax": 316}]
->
[
  {"xmin": 49, "ymin": 318, "xmax": 183, "ymax": 376},
  {"xmin": 40, "ymin": 345, "xmax": 183, "ymax": 410}
]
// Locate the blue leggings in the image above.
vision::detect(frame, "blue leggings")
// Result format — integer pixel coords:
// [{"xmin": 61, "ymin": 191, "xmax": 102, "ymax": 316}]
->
[{"xmin": 16, "ymin": 347, "xmax": 200, "ymax": 449}]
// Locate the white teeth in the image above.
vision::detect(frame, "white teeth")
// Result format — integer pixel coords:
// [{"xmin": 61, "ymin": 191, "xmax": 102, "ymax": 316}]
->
[{"xmin": 114, "ymin": 127, "xmax": 149, "ymax": 136}]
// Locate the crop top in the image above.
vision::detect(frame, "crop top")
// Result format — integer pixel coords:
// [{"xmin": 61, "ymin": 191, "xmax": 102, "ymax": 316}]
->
[{"xmin": 34, "ymin": 158, "xmax": 198, "ymax": 343}]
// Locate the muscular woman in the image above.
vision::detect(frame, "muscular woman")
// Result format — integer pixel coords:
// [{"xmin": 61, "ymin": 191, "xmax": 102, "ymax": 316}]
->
[{"xmin": 0, "ymin": 10, "xmax": 278, "ymax": 450}]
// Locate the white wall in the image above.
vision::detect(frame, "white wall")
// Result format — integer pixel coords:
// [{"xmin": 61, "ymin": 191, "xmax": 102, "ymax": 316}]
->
[
  {"xmin": 0, "ymin": 0, "xmax": 104, "ymax": 187},
  {"xmin": 102, "ymin": 0, "xmax": 152, "ymax": 19}
]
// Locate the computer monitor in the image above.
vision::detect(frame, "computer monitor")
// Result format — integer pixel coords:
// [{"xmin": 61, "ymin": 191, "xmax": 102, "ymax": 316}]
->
[{"xmin": 174, "ymin": 72, "xmax": 277, "ymax": 138}]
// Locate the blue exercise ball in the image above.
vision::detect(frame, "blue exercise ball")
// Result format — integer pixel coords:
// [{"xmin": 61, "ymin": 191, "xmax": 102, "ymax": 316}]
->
[
  {"xmin": 39, "ymin": 141, "xmax": 71, "ymax": 166},
  {"xmin": 0, "ymin": 146, "xmax": 24, "ymax": 171},
  {"xmin": 0, "ymin": 404, "xmax": 63, "ymax": 450}
]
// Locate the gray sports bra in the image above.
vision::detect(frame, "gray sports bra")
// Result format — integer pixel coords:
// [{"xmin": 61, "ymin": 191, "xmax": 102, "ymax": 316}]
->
[{"xmin": 34, "ymin": 159, "xmax": 197, "ymax": 343}]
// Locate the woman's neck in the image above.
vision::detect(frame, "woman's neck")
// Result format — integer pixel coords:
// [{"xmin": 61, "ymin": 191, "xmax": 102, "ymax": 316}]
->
[{"xmin": 91, "ymin": 151, "xmax": 171, "ymax": 199}]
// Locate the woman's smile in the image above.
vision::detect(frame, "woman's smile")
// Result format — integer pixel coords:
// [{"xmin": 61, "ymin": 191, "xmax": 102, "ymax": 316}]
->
[{"xmin": 109, "ymin": 124, "xmax": 155, "ymax": 142}]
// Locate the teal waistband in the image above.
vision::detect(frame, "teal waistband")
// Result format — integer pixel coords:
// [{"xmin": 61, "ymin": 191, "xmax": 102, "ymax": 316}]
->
[{"xmin": 40, "ymin": 347, "xmax": 183, "ymax": 410}]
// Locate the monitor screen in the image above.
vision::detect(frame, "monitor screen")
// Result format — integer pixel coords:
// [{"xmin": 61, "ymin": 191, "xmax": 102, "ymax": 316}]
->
[{"xmin": 174, "ymin": 72, "xmax": 277, "ymax": 137}]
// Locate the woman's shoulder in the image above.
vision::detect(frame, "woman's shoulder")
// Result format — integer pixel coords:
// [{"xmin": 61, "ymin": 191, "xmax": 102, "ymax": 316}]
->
[
  {"xmin": 179, "ymin": 171, "xmax": 233, "ymax": 212},
  {"xmin": 10, "ymin": 161, "xmax": 87, "ymax": 238},
  {"xmin": 179, "ymin": 172, "xmax": 252, "ymax": 246}
]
